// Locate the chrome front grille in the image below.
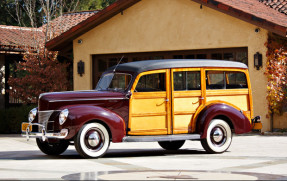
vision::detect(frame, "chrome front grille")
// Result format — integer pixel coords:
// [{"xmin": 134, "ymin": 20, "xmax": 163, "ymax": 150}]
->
[{"xmin": 38, "ymin": 110, "xmax": 54, "ymax": 125}]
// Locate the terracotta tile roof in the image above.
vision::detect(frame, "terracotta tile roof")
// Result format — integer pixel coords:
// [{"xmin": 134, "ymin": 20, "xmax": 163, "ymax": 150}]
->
[
  {"xmin": 0, "ymin": 10, "xmax": 98, "ymax": 52},
  {"xmin": 259, "ymin": 0, "xmax": 287, "ymax": 15},
  {"xmin": 44, "ymin": 10, "xmax": 99, "ymax": 41},
  {"xmin": 193, "ymin": 0, "xmax": 287, "ymax": 36},
  {"xmin": 212, "ymin": 0, "xmax": 287, "ymax": 27},
  {"xmin": 0, "ymin": 25, "xmax": 44, "ymax": 51}
]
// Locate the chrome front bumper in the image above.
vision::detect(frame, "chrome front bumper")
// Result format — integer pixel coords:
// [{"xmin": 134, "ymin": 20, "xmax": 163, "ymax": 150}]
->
[{"xmin": 22, "ymin": 123, "xmax": 68, "ymax": 141}]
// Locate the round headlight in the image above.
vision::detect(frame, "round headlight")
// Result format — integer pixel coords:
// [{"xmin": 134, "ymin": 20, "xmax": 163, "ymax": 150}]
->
[
  {"xmin": 28, "ymin": 108, "xmax": 37, "ymax": 123},
  {"xmin": 59, "ymin": 109, "xmax": 69, "ymax": 125}
]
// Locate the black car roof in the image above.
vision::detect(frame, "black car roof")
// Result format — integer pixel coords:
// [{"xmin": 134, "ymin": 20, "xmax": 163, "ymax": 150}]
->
[{"xmin": 108, "ymin": 59, "xmax": 248, "ymax": 74}]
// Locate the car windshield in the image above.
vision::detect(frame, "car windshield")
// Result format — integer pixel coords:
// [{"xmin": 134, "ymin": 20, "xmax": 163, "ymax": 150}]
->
[{"xmin": 96, "ymin": 73, "xmax": 132, "ymax": 92}]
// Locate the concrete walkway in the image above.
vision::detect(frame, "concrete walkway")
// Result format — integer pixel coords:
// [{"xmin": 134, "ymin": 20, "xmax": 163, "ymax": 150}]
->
[{"xmin": 0, "ymin": 134, "xmax": 286, "ymax": 180}]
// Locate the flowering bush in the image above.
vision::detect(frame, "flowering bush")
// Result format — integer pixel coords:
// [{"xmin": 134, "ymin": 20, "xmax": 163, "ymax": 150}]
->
[
  {"xmin": 8, "ymin": 49, "xmax": 69, "ymax": 104},
  {"xmin": 265, "ymin": 35, "xmax": 287, "ymax": 115}
]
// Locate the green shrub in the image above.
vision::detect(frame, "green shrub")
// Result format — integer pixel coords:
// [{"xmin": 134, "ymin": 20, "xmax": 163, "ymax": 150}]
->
[{"xmin": 0, "ymin": 105, "xmax": 37, "ymax": 134}]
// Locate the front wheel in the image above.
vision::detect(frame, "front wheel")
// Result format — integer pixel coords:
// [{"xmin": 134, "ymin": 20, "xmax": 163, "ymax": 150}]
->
[
  {"xmin": 74, "ymin": 123, "xmax": 110, "ymax": 158},
  {"xmin": 36, "ymin": 138, "xmax": 69, "ymax": 155},
  {"xmin": 201, "ymin": 119, "xmax": 232, "ymax": 153},
  {"xmin": 158, "ymin": 140, "xmax": 185, "ymax": 150}
]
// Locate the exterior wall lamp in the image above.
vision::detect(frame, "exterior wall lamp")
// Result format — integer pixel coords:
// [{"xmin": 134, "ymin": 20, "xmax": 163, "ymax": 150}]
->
[
  {"xmin": 254, "ymin": 52, "xmax": 262, "ymax": 70},
  {"xmin": 77, "ymin": 60, "xmax": 85, "ymax": 76}
]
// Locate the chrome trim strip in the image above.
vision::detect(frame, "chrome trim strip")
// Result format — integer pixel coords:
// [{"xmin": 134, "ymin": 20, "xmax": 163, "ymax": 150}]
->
[
  {"xmin": 38, "ymin": 110, "xmax": 54, "ymax": 125},
  {"xmin": 39, "ymin": 90, "xmax": 98, "ymax": 99},
  {"xmin": 122, "ymin": 134, "xmax": 201, "ymax": 142},
  {"xmin": 38, "ymin": 110, "xmax": 61, "ymax": 112},
  {"xmin": 48, "ymin": 97, "xmax": 127, "ymax": 103}
]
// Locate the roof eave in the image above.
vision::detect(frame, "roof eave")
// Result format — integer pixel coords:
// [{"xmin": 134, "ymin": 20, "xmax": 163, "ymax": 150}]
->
[
  {"xmin": 192, "ymin": 0, "xmax": 287, "ymax": 37},
  {"xmin": 0, "ymin": 45, "xmax": 25, "ymax": 53},
  {"xmin": 46, "ymin": 0, "xmax": 140, "ymax": 51}
]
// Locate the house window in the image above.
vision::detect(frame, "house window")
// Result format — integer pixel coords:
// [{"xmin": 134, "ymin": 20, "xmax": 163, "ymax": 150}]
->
[
  {"xmin": 196, "ymin": 54, "xmax": 207, "ymax": 59},
  {"xmin": 173, "ymin": 55, "xmax": 184, "ymax": 59},
  {"xmin": 211, "ymin": 53, "xmax": 222, "ymax": 60},
  {"xmin": 224, "ymin": 53, "xmax": 234, "ymax": 61},
  {"xmin": 185, "ymin": 55, "xmax": 195, "ymax": 59},
  {"xmin": 236, "ymin": 51, "xmax": 248, "ymax": 65},
  {"xmin": 108, "ymin": 58, "xmax": 118, "ymax": 67},
  {"xmin": 98, "ymin": 59, "xmax": 107, "ymax": 72}
]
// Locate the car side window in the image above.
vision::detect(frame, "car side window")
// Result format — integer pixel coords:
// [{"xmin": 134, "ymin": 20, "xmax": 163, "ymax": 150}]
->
[
  {"xmin": 135, "ymin": 73, "xmax": 166, "ymax": 92},
  {"xmin": 206, "ymin": 71, "xmax": 225, "ymax": 89},
  {"xmin": 226, "ymin": 72, "xmax": 247, "ymax": 89},
  {"xmin": 109, "ymin": 73, "xmax": 132, "ymax": 90},
  {"xmin": 206, "ymin": 71, "xmax": 248, "ymax": 89},
  {"xmin": 173, "ymin": 71, "xmax": 201, "ymax": 91}
]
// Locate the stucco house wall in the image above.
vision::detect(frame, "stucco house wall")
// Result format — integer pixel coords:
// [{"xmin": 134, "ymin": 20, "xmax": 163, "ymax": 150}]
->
[
  {"xmin": 72, "ymin": 0, "xmax": 273, "ymax": 131},
  {"xmin": 274, "ymin": 113, "xmax": 287, "ymax": 129}
]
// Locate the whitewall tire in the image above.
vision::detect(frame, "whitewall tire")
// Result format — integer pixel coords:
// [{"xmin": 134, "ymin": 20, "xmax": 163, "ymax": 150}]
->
[
  {"xmin": 75, "ymin": 123, "xmax": 110, "ymax": 158},
  {"xmin": 36, "ymin": 138, "xmax": 69, "ymax": 155},
  {"xmin": 158, "ymin": 140, "xmax": 185, "ymax": 150},
  {"xmin": 201, "ymin": 119, "xmax": 232, "ymax": 153}
]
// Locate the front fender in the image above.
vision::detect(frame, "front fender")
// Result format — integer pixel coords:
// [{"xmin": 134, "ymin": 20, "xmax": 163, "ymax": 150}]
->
[
  {"xmin": 63, "ymin": 105, "xmax": 126, "ymax": 142},
  {"xmin": 196, "ymin": 103, "xmax": 252, "ymax": 139}
]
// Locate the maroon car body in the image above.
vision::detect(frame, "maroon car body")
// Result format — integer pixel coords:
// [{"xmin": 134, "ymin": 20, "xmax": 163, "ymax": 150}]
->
[
  {"xmin": 38, "ymin": 91, "xmax": 128, "ymax": 142},
  {"xmin": 22, "ymin": 59, "xmax": 260, "ymax": 158}
]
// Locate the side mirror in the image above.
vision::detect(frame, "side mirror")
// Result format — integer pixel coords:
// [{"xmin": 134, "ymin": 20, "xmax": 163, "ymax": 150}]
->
[{"xmin": 125, "ymin": 90, "xmax": 132, "ymax": 99}]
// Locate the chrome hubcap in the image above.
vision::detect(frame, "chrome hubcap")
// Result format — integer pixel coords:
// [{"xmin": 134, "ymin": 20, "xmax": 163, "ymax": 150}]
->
[
  {"xmin": 84, "ymin": 128, "xmax": 104, "ymax": 151},
  {"xmin": 212, "ymin": 128, "xmax": 223, "ymax": 143},
  {"xmin": 210, "ymin": 125, "xmax": 227, "ymax": 146},
  {"xmin": 88, "ymin": 131, "xmax": 100, "ymax": 147}
]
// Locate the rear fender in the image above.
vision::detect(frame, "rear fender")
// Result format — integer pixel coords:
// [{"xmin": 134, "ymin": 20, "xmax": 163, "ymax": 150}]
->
[
  {"xmin": 63, "ymin": 105, "xmax": 126, "ymax": 142},
  {"xmin": 196, "ymin": 103, "xmax": 252, "ymax": 139}
]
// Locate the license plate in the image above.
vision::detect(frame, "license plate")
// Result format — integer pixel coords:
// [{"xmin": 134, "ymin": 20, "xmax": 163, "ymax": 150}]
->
[{"xmin": 22, "ymin": 123, "xmax": 32, "ymax": 132}]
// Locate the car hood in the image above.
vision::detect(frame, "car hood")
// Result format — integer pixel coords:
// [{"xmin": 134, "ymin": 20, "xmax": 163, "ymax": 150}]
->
[{"xmin": 39, "ymin": 90, "xmax": 126, "ymax": 110}]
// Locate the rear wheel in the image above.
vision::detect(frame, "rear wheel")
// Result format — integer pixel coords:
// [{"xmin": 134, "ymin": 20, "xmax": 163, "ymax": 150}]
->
[
  {"xmin": 74, "ymin": 123, "xmax": 110, "ymax": 158},
  {"xmin": 36, "ymin": 138, "xmax": 69, "ymax": 155},
  {"xmin": 158, "ymin": 140, "xmax": 185, "ymax": 150},
  {"xmin": 201, "ymin": 119, "xmax": 232, "ymax": 153}
]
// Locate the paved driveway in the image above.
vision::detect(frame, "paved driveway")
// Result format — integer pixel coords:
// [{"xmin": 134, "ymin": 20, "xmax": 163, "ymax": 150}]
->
[{"xmin": 0, "ymin": 134, "xmax": 286, "ymax": 180}]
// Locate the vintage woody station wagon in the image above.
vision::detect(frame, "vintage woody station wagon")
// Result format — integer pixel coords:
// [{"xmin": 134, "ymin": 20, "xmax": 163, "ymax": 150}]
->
[{"xmin": 22, "ymin": 59, "xmax": 261, "ymax": 158}]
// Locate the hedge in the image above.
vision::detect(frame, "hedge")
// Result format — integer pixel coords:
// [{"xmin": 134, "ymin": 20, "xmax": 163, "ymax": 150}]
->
[{"xmin": 0, "ymin": 105, "xmax": 36, "ymax": 134}]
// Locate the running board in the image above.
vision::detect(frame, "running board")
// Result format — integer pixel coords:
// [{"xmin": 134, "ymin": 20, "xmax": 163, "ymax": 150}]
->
[{"xmin": 122, "ymin": 134, "xmax": 201, "ymax": 142}]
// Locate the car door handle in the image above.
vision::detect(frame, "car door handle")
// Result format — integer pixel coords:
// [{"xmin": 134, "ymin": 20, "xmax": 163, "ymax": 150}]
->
[
  {"xmin": 193, "ymin": 97, "xmax": 204, "ymax": 104},
  {"xmin": 157, "ymin": 99, "xmax": 168, "ymax": 106}
]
